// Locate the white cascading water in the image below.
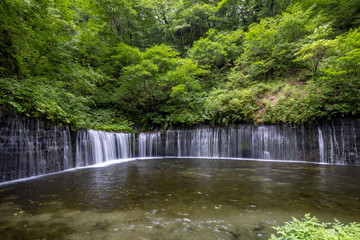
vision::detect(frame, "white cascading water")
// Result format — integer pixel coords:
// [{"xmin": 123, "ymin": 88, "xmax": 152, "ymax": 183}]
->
[
  {"xmin": 138, "ymin": 132, "xmax": 162, "ymax": 157},
  {"xmin": 75, "ymin": 130, "xmax": 133, "ymax": 166},
  {"xmin": 316, "ymin": 119, "xmax": 359, "ymax": 164},
  {"xmin": 2, "ymin": 115, "xmax": 359, "ymax": 183},
  {"xmin": 318, "ymin": 127, "xmax": 325, "ymax": 162},
  {"xmin": 0, "ymin": 116, "xmax": 73, "ymax": 182},
  {"xmin": 138, "ymin": 133, "xmax": 147, "ymax": 157},
  {"xmin": 161, "ymin": 126, "xmax": 302, "ymax": 159},
  {"xmin": 116, "ymin": 133, "xmax": 133, "ymax": 158},
  {"xmin": 74, "ymin": 120, "xmax": 360, "ymax": 167}
]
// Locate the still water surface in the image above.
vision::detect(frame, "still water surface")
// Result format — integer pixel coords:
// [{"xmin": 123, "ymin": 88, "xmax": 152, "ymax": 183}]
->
[{"xmin": 0, "ymin": 158, "xmax": 360, "ymax": 239}]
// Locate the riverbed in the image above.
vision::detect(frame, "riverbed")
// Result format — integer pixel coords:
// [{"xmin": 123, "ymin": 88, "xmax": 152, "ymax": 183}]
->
[{"xmin": 0, "ymin": 158, "xmax": 359, "ymax": 239}]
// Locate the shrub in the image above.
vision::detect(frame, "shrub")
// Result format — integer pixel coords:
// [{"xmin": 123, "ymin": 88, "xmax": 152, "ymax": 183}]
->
[{"xmin": 270, "ymin": 214, "xmax": 360, "ymax": 240}]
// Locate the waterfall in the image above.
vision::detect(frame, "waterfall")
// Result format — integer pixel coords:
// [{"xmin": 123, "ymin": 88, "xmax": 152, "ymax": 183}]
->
[
  {"xmin": 1, "ymin": 112, "xmax": 360, "ymax": 183},
  {"xmin": 316, "ymin": 119, "xmax": 360, "ymax": 165},
  {"xmin": 76, "ymin": 130, "xmax": 132, "ymax": 166},
  {"xmin": 116, "ymin": 133, "xmax": 132, "ymax": 158},
  {"xmin": 137, "ymin": 132, "xmax": 162, "ymax": 157},
  {"xmin": 138, "ymin": 133, "xmax": 147, "ymax": 157},
  {"xmin": 318, "ymin": 127, "xmax": 325, "ymax": 162},
  {"xmin": 75, "ymin": 121, "xmax": 360, "ymax": 167},
  {"xmin": 159, "ymin": 126, "xmax": 305, "ymax": 160},
  {"xmin": 0, "ymin": 113, "xmax": 73, "ymax": 182}
]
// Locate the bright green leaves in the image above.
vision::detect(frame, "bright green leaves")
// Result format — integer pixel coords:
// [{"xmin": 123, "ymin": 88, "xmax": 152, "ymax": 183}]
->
[
  {"xmin": 112, "ymin": 44, "xmax": 206, "ymax": 128},
  {"xmin": 295, "ymin": 38, "xmax": 337, "ymax": 77},
  {"xmin": 167, "ymin": 59, "xmax": 204, "ymax": 92},
  {"xmin": 270, "ymin": 214, "xmax": 360, "ymax": 240},
  {"xmin": 294, "ymin": 23, "xmax": 335, "ymax": 77},
  {"xmin": 237, "ymin": 6, "xmax": 328, "ymax": 80},
  {"xmin": 239, "ymin": 16, "xmax": 282, "ymax": 79},
  {"xmin": 262, "ymin": 83, "xmax": 327, "ymax": 124},
  {"xmin": 122, "ymin": 44, "xmax": 179, "ymax": 86},
  {"xmin": 178, "ymin": 2, "xmax": 215, "ymax": 37},
  {"xmin": 170, "ymin": 84, "xmax": 186, "ymax": 99},
  {"xmin": 297, "ymin": 0, "xmax": 360, "ymax": 32},
  {"xmin": 1, "ymin": 0, "xmax": 360, "ymax": 130},
  {"xmin": 97, "ymin": 43, "xmax": 143, "ymax": 79},
  {"xmin": 165, "ymin": 58, "xmax": 206, "ymax": 126},
  {"xmin": 277, "ymin": 6, "xmax": 318, "ymax": 43},
  {"xmin": 204, "ymin": 87, "xmax": 260, "ymax": 125},
  {"xmin": 143, "ymin": 44, "xmax": 179, "ymax": 73},
  {"xmin": 293, "ymin": 27, "xmax": 360, "ymax": 119},
  {"xmin": 0, "ymin": 77, "xmax": 90, "ymax": 128},
  {"xmin": 321, "ymin": 28, "xmax": 360, "ymax": 77},
  {"xmin": 188, "ymin": 29, "xmax": 244, "ymax": 71}
]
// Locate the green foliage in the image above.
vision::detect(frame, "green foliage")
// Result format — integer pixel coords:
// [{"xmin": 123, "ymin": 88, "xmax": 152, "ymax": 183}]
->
[
  {"xmin": 263, "ymin": 83, "xmax": 326, "ymax": 124},
  {"xmin": 204, "ymin": 85, "xmax": 264, "ymax": 125},
  {"xmin": 188, "ymin": 29, "xmax": 244, "ymax": 71},
  {"xmin": 317, "ymin": 77, "xmax": 360, "ymax": 118},
  {"xmin": 173, "ymin": 2, "xmax": 216, "ymax": 48},
  {"xmin": 302, "ymin": 27, "xmax": 360, "ymax": 119},
  {"xmin": 321, "ymin": 28, "xmax": 360, "ymax": 77},
  {"xmin": 294, "ymin": 24, "xmax": 336, "ymax": 77},
  {"xmin": 85, "ymin": 109, "xmax": 135, "ymax": 132},
  {"xmin": 237, "ymin": 5, "xmax": 328, "ymax": 80},
  {"xmin": 0, "ymin": 0, "xmax": 360, "ymax": 130},
  {"xmin": 297, "ymin": 0, "xmax": 360, "ymax": 33},
  {"xmin": 0, "ymin": 77, "xmax": 90, "ymax": 128},
  {"xmin": 270, "ymin": 214, "xmax": 360, "ymax": 240},
  {"xmin": 0, "ymin": 0, "xmax": 76, "ymax": 78},
  {"xmin": 111, "ymin": 44, "xmax": 207, "ymax": 127}
]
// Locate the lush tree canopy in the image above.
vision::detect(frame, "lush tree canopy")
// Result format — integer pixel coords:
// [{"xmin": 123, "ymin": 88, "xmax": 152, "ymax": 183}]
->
[{"xmin": 0, "ymin": 0, "xmax": 359, "ymax": 131}]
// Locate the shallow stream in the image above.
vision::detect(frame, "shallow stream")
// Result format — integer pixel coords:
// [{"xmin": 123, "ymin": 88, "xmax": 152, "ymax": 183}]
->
[{"xmin": 1, "ymin": 158, "xmax": 360, "ymax": 239}]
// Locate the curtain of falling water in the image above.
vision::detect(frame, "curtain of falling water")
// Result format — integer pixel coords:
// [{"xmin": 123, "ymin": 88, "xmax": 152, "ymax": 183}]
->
[
  {"xmin": 0, "ymin": 114, "xmax": 73, "ymax": 182},
  {"xmin": 75, "ymin": 130, "xmax": 133, "ymax": 166},
  {"xmin": 1, "ymin": 115, "xmax": 360, "ymax": 183},
  {"xmin": 75, "ymin": 119, "xmax": 360, "ymax": 166}
]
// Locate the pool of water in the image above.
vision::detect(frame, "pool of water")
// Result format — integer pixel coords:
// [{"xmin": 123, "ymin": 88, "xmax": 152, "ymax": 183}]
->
[{"xmin": 1, "ymin": 158, "xmax": 360, "ymax": 240}]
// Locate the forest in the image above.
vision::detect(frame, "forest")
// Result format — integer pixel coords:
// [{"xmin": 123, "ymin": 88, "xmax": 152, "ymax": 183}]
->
[{"xmin": 0, "ymin": 0, "xmax": 359, "ymax": 132}]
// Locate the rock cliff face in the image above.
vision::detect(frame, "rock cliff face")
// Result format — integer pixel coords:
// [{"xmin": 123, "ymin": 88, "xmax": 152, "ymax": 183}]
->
[
  {"xmin": 0, "ymin": 112, "xmax": 73, "ymax": 182},
  {"xmin": 1, "ymin": 111, "xmax": 359, "ymax": 183},
  {"xmin": 134, "ymin": 119, "xmax": 359, "ymax": 164},
  {"xmin": 318, "ymin": 118, "xmax": 360, "ymax": 165}
]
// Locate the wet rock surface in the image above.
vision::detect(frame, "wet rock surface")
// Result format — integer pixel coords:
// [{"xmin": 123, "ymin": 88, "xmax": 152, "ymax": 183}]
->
[
  {"xmin": 0, "ymin": 112, "xmax": 73, "ymax": 182},
  {"xmin": 1, "ymin": 111, "xmax": 360, "ymax": 183}
]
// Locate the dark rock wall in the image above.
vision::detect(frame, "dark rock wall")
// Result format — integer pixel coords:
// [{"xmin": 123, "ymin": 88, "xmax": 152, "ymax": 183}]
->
[
  {"xmin": 0, "ymin": 112, "xmax": 73, "ymax": 182},
  {"xmin": 318, "ymin": 118, "xmax": 360, "ymax": 164},
  {"xmin": 1, "ymin": 111, "xmax": 359, "ymax": 183}
]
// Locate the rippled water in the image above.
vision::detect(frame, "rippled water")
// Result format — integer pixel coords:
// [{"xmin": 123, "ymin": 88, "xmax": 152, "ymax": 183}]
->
[{"xmin": 1, "ymin": 158, "xmax": 360, "ymax": 240}]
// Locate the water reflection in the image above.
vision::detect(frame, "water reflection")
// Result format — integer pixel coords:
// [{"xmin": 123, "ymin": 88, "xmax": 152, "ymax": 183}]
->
[{"xmin": 0, "ymin": 159, "xmax": 360, "ymax": 240}]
